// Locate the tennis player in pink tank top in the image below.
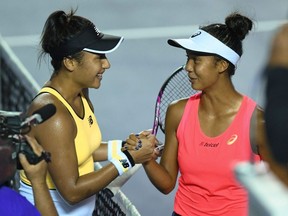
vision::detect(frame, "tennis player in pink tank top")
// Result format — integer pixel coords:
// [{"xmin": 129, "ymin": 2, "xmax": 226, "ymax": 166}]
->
[{"xmin": 140, "ymin": 12, "xmax": 271, "ymax": 216}]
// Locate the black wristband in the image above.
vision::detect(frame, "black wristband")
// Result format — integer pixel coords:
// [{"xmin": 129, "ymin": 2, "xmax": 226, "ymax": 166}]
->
[
  {"xmin": 122, "ymin": 150, "xmax": 135, "ymax": 167},
  {"xmin": 121, "ymin": 141, "xmax": 126, "ymax": 147}
]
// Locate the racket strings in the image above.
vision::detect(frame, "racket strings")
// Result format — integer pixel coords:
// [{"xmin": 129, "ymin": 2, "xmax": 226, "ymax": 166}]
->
[{"xmin": 159, "ymin": 68, "xmax": 197, "ymax": 132}]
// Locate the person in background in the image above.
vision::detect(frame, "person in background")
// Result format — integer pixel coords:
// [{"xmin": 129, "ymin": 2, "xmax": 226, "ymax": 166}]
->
[
  {"xmin": 18, "ymin": 9, "xmax": 155, "ymax": 216},
  {"xmin": 264, "ymin": 23, "xmax": 288, "ymax": 185},
  {"xmin": 0, "ymin": 135, "xmax": 58, "ymax": 216},
  {"xmin": 127, "ymin": 12, "xmax": 271, "ymax": 216}
]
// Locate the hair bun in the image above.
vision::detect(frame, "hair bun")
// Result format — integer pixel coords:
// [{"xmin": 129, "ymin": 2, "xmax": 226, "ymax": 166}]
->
[{"xmin": 225, "ymin": 12, "xmax": 253, "ymax": 41}]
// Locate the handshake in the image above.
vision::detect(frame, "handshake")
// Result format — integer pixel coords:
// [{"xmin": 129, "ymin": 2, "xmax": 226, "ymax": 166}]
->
[
  {"xmin": 123, "ymin": 130, "xmax": 163, "ymax": 153},
  {"xmin": 107, "ymin": 130, "xmax": 162, "ymax": 176}
]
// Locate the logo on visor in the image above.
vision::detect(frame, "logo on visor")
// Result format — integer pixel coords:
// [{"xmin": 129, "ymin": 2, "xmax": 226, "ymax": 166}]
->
[
  {"xmin": 93, "ymin": 26, "xmax": 101, "ymax": 37},
  {"xmin": 190, "ymin": 31, "xmax": 201, "ymax": 38}
]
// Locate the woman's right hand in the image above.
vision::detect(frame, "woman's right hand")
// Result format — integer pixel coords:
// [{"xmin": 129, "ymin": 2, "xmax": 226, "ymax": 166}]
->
[
  {"xmin": 19, "ymin": 136, "xmax": 48, "ymax": 185},
  {"xmin": 125, "ymin": 132, "xmax": 157, "ymax": 164}
]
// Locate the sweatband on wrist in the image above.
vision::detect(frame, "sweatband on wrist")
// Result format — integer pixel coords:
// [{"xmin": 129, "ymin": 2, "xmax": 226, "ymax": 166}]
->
[
  {"xmin": 110, "ymin": 152, "xmax": 133, "ymax": 175},
  {"xmin": 107, "ymin": 140, "xmax": 124, "ymax": 161},
  {"xmin": 122, "ymin": 150, "xmax": 135, "ymax": 167},
  {"xmin": 108, "ymin": 140, "xmax": 134, "ymax": 175}
]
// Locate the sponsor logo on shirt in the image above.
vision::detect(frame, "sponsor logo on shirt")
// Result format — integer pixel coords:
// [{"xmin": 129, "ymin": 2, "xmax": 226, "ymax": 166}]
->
[
  {"xmin": 199, "ymin": 142, "xmax": 219, "ymax": 147},
  {"xmin": 227, "ymin": 134, "xmax": 238, "ymax": 145},
  {"xmin": 88, "ymin": 115, "xmax": 94, "ymax": 126}
]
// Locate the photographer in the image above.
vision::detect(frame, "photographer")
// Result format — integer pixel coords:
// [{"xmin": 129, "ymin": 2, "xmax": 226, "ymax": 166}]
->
[{"xmin": 0, "ymin": 135, "xmax": 58, "ymax": 216}]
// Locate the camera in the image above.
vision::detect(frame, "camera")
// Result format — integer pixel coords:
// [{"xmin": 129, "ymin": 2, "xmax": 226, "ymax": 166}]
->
[
  {"xmin": 11, "ymin": 135, "xmax": 48, "ymax": 170},
  {"xmin": 0, "ymin": 110, "xmax": 43, "ymax": 169},
  {"xmin": 0, "ymin": 104, "xmax": 56, "ymax": 170}
]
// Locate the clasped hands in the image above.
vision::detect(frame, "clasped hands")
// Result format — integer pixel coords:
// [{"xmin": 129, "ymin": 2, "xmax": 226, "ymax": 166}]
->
[{"xmin": 123, "ymin": 130, "xmax": 162, "ymax": 164}]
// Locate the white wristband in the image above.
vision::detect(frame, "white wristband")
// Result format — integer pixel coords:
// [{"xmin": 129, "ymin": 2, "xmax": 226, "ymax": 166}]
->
[
  {"xmin": 110, "ymin": 151, "xmax": 132, "ymax": 175},
  {"xmin": 108, "ymin": 140, "xmax": 123, "ymax": 161},
  {"xmin": 108, "ymin": 140, "xmax": 133, "ymax": 175}
]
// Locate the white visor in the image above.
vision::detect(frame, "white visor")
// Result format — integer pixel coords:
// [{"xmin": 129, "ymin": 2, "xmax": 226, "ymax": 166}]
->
[{"xmin": 168, "ymin": 30, "xmax": 240, "ymax": 66}]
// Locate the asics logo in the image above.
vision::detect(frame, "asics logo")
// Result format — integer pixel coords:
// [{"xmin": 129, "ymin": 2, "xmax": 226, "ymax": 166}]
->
[
  {"xmin": 93, "ymin": 25, "xmax": 101, "ymax": 36},
  {"xmin": 191, "ymin": 31, "xmax": 201, "ymax": 38},
  {"xmin": 227, "ymin": 134, "xmax": 238, "ymax": 145}
]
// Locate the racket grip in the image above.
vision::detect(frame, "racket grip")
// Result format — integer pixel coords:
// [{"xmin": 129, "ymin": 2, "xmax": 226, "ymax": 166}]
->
[{"xmin": 155, "ymin": 141, "xmax": 164, "ymax": 151}]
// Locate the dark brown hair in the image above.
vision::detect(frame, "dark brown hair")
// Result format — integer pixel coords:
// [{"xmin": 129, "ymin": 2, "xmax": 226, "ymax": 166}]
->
[
  {"xmin": 201, "ymin": 12, "xmax": 253, "ymax": 75},
  {"xmin": 38, "ymin": 9, "xmax": 93, "ymax": 71}
]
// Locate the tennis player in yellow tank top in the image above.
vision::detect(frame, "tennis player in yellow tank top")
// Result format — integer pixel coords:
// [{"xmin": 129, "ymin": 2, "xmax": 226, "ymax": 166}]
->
[
  {"xmin": 18, "ymin": 9, "xmax": 157, "ymax": 216},
  {"xmin": 20, "ymin": 87, "xmax": 102, "ymax": 189}
]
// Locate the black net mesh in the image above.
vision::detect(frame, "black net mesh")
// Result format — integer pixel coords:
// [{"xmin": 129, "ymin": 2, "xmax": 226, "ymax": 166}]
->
[
  {"xmin": 0, "ymin": 55, "xmax": 33, "ymax": 111},
  {"xmin": 93, "ymin": 188, "xmax": 125, "ymax": 216}
]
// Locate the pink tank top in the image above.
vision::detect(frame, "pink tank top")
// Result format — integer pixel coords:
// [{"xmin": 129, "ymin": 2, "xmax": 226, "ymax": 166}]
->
[{"xmin": 175, "ymin": 93, "xmax": 260, "ymax": 216}]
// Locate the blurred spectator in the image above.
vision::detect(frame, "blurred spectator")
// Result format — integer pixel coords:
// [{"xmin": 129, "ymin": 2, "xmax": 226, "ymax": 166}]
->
[{"xmin": 264, "ymin": 23, "xmax": 288, "ymax": 185}]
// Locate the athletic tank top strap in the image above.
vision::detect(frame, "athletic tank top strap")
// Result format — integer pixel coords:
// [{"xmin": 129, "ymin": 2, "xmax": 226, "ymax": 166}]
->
[
  {"xmin": 20, "ymin": 87, "xmax": 102, "ymax": 189},
  {"xmin": 39, "ymin": 87, "xmax": 87, "ymax": 119}
]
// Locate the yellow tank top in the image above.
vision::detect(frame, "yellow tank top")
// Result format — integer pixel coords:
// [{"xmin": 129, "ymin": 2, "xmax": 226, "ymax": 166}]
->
[{"xmin": 20, "ymin": 87, "xmax": 102, "ymax": 189}]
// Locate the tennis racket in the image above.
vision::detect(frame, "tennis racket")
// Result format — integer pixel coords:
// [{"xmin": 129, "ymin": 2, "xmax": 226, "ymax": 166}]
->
[{"xmin": 152, "ymin": 65, "xmax": 198, "ymax": 151}]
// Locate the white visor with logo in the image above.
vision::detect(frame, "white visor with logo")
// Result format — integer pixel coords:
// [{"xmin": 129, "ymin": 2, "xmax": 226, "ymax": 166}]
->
[{"xmin": 168, "ymin": 30, "xmax": 240, "ymax": 66}]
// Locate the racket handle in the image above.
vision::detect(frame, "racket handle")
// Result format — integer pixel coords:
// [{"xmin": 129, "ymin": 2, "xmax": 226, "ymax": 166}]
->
[{"xmin": 155, "ymin": 141, "xmax": 164, "ymax": 151}]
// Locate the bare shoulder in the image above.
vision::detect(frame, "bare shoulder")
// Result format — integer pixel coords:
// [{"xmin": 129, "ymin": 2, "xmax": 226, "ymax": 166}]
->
[
  {"xmin": 166, "ymin": 98, "xmax": 189, "ymax": 130},
  {"xmin": 255, "ymin": 105, "xmax": 265, "ymax": 123},
  {"xmin": 249, "ymin": 104, "xmax": 269, "ymax": 157},
  {"xmin": 168, "ymin": 98, "xmax": 189, "ymax": 115},
  {"xmin": 250, "ymin": 105, "xmax": 266, "ymax": 137},
  {"xmin": 29, "ymin": 93, "xmax": 71, "ymax": 120},
  {"xmin": 28, "ymin": 92, "xmax": 76, "ymax": 140}
]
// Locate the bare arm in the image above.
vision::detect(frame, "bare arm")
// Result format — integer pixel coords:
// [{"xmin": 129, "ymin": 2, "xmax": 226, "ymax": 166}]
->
[
  {"xmin": 30, "ymin": 98, "xmax": 119, "ymax": 204},
  {"xmin": 92, "ymin": 143, "xmax": 108, "ymax": 161},
  {"xmin": 30, "ymin": 180, "xmax": 58, "ymax": 216},
  {"xmin": 142, "ymin": 99, "xmax": 187, "ymax": 194},
  {"xmin": 252, "ymin": 106, "xmax": 271, "ymax": 162},
  {"xmin": 19, "ymin": 136, "xmax": 58, "ymax": 216},
  {"xmin": 28, "ymin": 94, "xmax": 154, "ymax": 204}
]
